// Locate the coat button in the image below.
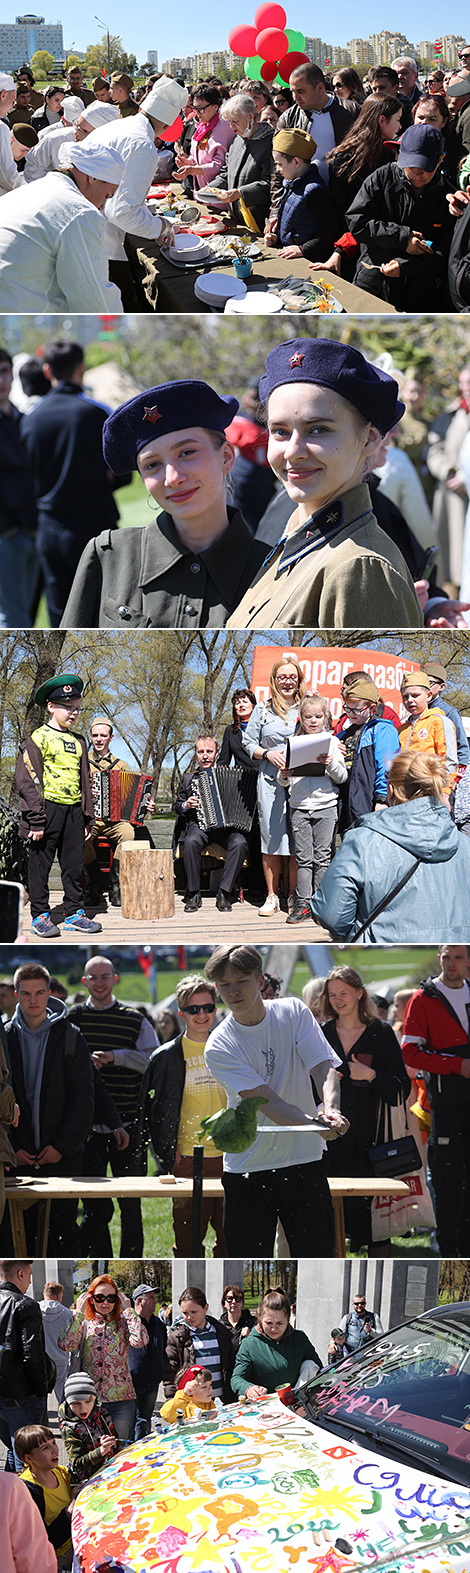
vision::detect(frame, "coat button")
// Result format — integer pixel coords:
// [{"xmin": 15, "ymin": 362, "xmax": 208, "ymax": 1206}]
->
[
  {"xmin": 118, "ymin": 605, "xmax": 129, "ymax": 619},
  {"xmin": 190, "ymin": 562, "xmax": 201, "ymax": 573},
  {"xmin": 184, "ymin": 605, "xmax": 196, "ymax": 616}
]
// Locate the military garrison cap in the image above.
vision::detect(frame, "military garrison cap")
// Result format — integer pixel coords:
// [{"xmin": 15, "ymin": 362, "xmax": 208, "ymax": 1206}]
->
[
  {"xmin": 102, "ymin": 381, "xmax": 239, "ymax": 475},
  {"xmin": 35, "ymin": 673, "xmax": 83, "ymax": 706},
  {"xmin": 259, "ymin": 338, "xmax": 405, "ymax": 435}
]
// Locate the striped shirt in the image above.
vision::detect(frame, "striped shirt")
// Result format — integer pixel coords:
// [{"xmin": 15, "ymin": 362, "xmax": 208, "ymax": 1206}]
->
[{"xmin": 187, "ymin": 1319, "xmax": 223, "ymax": 1400}]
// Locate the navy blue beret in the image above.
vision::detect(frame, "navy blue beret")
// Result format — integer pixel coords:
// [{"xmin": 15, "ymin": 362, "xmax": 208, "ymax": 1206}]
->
[
  {"xmin": 102, "ymin": 380, "xmax": 239, "ymax": 475},
  {"xmin": 259, "ymin": 339, "xmax": 405, "ymax": 435}
]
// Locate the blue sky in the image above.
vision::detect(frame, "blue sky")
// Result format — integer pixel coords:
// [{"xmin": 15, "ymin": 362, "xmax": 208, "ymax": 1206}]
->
[{"xmin": 60, "ymin": 4, "xmax": 469, "ymax": 68}]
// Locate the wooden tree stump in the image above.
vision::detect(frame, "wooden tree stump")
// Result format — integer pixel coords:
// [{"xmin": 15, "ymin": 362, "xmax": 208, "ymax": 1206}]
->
[{"xmin": 120, "ymin": 843, "xmax": 175, "ymax": 920}]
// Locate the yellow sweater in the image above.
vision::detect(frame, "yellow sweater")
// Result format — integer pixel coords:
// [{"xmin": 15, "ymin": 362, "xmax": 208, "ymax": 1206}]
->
[{"xmin": 160, "ymin": 1391, "xmax": 216, "ymax": 1424}]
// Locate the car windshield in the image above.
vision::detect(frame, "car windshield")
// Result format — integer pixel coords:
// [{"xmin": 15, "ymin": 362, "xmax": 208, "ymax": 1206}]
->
[{"xmin": 301, "ymin": 1310, "xmax": 470, "ymax": 1487}]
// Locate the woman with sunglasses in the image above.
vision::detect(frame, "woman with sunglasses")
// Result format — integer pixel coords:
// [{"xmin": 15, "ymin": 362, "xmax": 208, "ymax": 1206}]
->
[
  {"xmin": 133, "ymin": 974, "xmax": 226, "ymax": 1256},
  {"xmin": 175, "ymin": 84, "xmax": 235, "ymax": 192},
  {"xmin": 58, "ymin": 1275, "xmax": 147, "ymax": 1440},
  {"xmin": 220, "ymin": 1284, "xmax": 256, "ymax": 1351}
]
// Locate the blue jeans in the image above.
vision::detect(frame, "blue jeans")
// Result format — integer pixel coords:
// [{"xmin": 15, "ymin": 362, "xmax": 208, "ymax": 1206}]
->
[
  {"xmin": 134, "ymin": 1388, "xmax": 157, "ymax": 1440},
  {"xmin": 0, "ymin": 533, "xmax": 40, "ymax": 626},
  {"xmin": 107, "ymin": 1397, "xmax": 136, "ymax": 1441},
  {"xmin": 0, "ymin": 1394, "xmax": 46, "ymax": 1470}
]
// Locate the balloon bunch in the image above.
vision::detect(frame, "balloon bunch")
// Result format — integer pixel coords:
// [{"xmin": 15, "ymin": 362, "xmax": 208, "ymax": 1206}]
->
[{"xmin": 228, "ymin": 3, "xmax": 309, "ymax": 86}]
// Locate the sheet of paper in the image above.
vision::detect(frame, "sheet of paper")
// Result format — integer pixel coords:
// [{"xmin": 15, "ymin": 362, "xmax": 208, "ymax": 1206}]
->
[{"xmin": 286, "ymin": 731, "xmax": 332, "ymax": 767}]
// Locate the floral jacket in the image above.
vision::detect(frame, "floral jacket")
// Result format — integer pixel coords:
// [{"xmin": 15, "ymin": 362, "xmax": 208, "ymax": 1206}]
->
[{"xmin": 58, "ymin": 1308, "xmax": 147, "ymax": 1402}]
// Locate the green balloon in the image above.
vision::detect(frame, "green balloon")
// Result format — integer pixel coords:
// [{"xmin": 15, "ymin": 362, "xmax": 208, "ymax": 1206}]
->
[
  {"xmin": 244, "ymin": 54, "xmax": 264, "ymax": 79},
  {"xmin": 285, "ymin": 27, "xmax": 306, "ymax": 49}
]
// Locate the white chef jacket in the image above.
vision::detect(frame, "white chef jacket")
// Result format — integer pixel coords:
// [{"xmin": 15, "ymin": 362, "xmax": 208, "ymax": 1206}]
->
[
  {"xmin": 0, "ymin": 120, "xmax": 23, "ymax": 196},
  {"xmin": 84, "ymin": 111, "xmax": 166, "ymax": 261},
  {"xmin": 24, "ymin": 124, "xmax": 75, "ymax": 182},
  {"xmin": 0, "ymin": 170, "xmax": 123, "ymax": 312}
]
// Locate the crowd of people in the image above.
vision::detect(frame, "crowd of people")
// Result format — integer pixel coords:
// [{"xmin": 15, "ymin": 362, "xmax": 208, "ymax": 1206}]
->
[
  {"xmin": 0, "ymin": 1259, "xmax": 392, "ymax": 1570},
  {"xmin": 0, "ymin": 941, "xmax": 468, "ymax": 1259},
  {"xmin": 6, "ymin": 639, "xmax": 470, "ymax": 940},
  {"xmin": 3, "ymin": 54, "xmax": 470, "ymax": 309},
  {"xmin": 4, "ymin": 333, "xmax": 470, "ymax": 633}
]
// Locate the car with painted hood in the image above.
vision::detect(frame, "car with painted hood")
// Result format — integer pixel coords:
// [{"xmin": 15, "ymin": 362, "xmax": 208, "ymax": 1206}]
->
[{"xmin": 71, "ymin": 1301, "xmax": 470, "ymax": 1573}]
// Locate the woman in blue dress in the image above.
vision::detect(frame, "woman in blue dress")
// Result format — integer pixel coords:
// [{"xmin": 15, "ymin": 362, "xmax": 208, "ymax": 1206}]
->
[{"xmin": 243, "ymin": 654, "xmax": 306, "ymax": 915}]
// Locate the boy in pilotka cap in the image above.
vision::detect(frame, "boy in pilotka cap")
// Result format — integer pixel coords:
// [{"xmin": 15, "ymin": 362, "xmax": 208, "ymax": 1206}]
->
[
  {"xmin": 15, "ymin": 673, "xmax": 102, "ymax": 938},
  {"xmin": 270, "ymin": 128, "xmax": 340, "ymax": 261}
]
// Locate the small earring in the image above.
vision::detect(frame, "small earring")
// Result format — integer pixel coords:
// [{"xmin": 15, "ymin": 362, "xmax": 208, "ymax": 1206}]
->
[{"xmin": 146, "ymin": 493, "xmax": 159, "ymax": 512}]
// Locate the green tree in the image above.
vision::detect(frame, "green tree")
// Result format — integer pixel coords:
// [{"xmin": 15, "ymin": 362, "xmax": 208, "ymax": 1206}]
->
[
  {"xmin": 83, "ymin": 35, "xmax": 138, "ymax": 78},
  {"xmin": 30, "ymin": 50, "xmax": 55, "ymax": 78}
]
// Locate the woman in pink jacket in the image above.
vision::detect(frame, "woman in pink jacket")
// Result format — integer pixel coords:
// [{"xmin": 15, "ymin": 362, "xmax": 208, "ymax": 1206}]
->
[
  {"xmin": 1, "ymin": 1473, "xmax": 57, "ymax": 1573},
  {"xmin": 175, "ymin": 84, "xmax": 234, "ymax": 191}
]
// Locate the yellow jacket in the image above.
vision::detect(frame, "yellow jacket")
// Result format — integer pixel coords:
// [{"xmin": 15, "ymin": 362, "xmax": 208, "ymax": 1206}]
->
[
  {"xmin": 399, "ymin": 706, "xmax": 458, "ymax": 789},
  {"xmin": 160, "ymin": 1390, "xmax": 216, "ymax": 1424}
]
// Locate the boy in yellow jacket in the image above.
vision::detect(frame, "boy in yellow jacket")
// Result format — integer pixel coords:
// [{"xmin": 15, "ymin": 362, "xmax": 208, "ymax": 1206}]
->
[{"xmin": 399, "ymin": 672, "xmax": 458, "ymax": 794}]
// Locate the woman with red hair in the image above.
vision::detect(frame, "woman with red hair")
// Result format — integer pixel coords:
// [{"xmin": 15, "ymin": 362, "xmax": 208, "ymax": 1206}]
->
[{"xmin": 59, "ymin": 1274, "xmax": 147, "ymax": 1440}]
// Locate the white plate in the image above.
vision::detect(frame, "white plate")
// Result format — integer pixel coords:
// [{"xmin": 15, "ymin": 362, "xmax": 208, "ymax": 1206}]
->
[
  {"xmin": 225, "ymin": 291, "xmax": 284, "ymax": 314},
  {"xmin": 169, "ymin": 241, "xmax": 212, "ymax": 263},
  {"xmin": 169, "ymin": 233, "xmax": 209, "ymax": 257},
  {"xmin": 194, "ymin": 273, "xmax": 247, "ymax": 304}
]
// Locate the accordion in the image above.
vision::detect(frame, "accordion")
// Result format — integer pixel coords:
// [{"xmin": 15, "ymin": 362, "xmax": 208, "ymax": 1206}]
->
[
  {"xmin": 194, "ymin": 766, "xmax": 257, "ymax": 833},
  {"xmin": 91, "ymin": 768, "xmax": 154, "ymax": 826}
]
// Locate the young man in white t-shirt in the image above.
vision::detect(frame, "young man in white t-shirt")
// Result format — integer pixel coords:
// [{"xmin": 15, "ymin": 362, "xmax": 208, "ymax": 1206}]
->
[{"xmin": 204, "ymin": 944, "xmax": 346, "ymax": 1256}]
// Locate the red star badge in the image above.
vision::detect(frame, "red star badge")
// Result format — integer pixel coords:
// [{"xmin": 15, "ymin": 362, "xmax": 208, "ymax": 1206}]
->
[
  {"xmin": 290, "ymin": 352, "xmax": 305, "ymax": 368},
  {"xmin": 143, "ymin": 405, "xmax": 162, "ymax": 424}
]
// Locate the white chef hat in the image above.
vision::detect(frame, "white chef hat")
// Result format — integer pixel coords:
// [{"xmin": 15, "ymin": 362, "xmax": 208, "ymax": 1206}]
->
[
  {"xmin": 62, "ymin": 95, "xmax": 85, "ymax": 123},
  {"xmin": 80, "ymin": 101, "xmax": 120, "ymax": 128},
  {"xmin": 59, "ymin": 140, "xmax": 125, "ymax": 181},
  {"xmin": 0, "ymin": 73, "xmax": 15, "ymax": 92},
  {"xmin": 142, "ymin": 74, "xmax": 188, "ymax": 125}
]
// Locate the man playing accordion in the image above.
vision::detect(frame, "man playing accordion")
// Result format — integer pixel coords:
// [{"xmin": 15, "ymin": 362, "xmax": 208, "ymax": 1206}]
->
[
  {"xmin": 84, "ymin": 717, "xmax": 154, "ymax": 907},
  {"xmin": 173, "ymin": 734, "xmax": 251, "ymax": 915}
]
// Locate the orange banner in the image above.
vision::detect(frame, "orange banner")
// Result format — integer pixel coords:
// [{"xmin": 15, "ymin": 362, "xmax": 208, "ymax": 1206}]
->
[{"xmin": 251, "ymin": 646, "xmax": 420, "ymax": 724}]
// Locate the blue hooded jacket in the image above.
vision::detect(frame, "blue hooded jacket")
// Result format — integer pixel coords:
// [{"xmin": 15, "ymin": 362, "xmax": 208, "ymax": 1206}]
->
[
  {"xmin": 338, "ymin": 712, "xmax": 400, "ymax": 826},
  {"xmin": 278, "ymin": 163, "xmax": 339, "ymax": 258},
  {"xmin": 310, "ymin": 797, "xmax": 470, "ymax": 942}
]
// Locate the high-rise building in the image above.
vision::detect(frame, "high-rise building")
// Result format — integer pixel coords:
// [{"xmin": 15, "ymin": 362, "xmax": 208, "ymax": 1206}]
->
[
  {"xmin": 347, "ymin": 38, "xmax": 374, "ymax": 65},
  {"xmin": 147, "ymin": 50, "xmax": 158, "ymax": 66},
  {"xmin": 0, "ymin": 14, "xmax": 63, "ymax": 71}
]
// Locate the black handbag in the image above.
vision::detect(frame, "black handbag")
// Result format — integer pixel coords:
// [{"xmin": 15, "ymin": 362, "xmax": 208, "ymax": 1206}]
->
[{"xmin": 368, "ymin": 1096, "xmax": 422, "ymax": 1179}]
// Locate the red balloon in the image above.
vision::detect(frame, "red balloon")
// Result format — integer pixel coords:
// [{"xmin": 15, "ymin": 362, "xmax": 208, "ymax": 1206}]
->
[
  {"xmin": 228, "ymin": 23, "xmax": 258, "ymax": 56},
  {"xmin": 254, "ymin": 2, "xmax": 286, "ymax": 27},
  {"xmin": 278, "ymin": 49, "xmax": 310, "ymax": 83},
  {"xmin": 256, "ymin": 26, "xmax": 288, "ymax": 59},
  {"xmin": 260, "ymin": 59, "xmax": 278, "ymax": 80},
  {"xmin": 160, "ymin": 113, "xmax": 184, "ymax": 142}
]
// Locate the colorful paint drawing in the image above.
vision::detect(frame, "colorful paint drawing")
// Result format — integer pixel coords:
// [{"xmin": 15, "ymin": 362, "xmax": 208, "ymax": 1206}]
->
[{"xmin": 72, "ymin": 1398, "xmax": 470, "ymax": 1573}]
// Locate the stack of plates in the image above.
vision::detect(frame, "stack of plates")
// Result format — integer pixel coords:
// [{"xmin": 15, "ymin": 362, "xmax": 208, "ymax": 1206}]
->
[
  {"xmin": 224, "ymin": 291, "xmax": 284, "ymax": 315},
  {"xmin": 194, "ymin": 274, "xmax": 247, "ymax": 308},
  {"xmin": 168, "ymin": 234, "xmax": 212, "ymax": 263}
]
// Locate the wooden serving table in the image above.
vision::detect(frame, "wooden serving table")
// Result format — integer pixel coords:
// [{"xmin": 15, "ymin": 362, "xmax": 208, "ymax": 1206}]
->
[
  {"xmin": 125, "ymin": 190, "xmax": 396, "ymax": 314},
  {"xmin": 5, "ymin": 1173, "xmax": 410, "ymax": 1258}
]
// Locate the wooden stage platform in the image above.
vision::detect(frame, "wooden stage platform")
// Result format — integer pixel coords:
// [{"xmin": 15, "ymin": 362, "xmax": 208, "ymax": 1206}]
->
[{"xmin": 20, "ymin": 885, "xmax": 332, "ymax": 945}]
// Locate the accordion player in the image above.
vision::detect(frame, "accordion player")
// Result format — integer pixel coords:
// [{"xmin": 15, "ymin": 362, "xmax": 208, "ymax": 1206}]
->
[
  {"xmin": 174, "ymin": 739, "xmax": 253, "ymax": 914},
  {"xmin": 84, "ymin": 718, "xmax": 155, "ymax": 908}
]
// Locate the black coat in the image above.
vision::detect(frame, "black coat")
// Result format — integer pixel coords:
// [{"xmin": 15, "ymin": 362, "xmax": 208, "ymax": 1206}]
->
[
  {"xmin": 220, "ymin": 1306, "xmax": 257, "ymax": 1352},
  {"xmin": 0, "ymin": 404, "xmax": 37, "ymax": 537},
  {"xmin": 128, "ymin": 1312, "xmax": 167, "ymax": 1395},
  {"xmin": 448, "ymin": 201, "xmax": 470, "ymax": 311},
  {"xmin": 328, "ymin": 145, "xmax": 397, "ymax": 229},
  {"xmin": 5, "ymin": 1014, "xmax": 94, "ymax": 1160},
  {"xmin": 210, "ymin": 124, "xmax": 274, "ymax": 228},
  {"xmin": 321, "ymin": 1018, "xmax": 410, "ymax": 1174},
  {"xmin": 0, "ymin": 1280, "xmax": 55, "ymax": 1401},
  {"xmin": 346, "ymin": 163, "xmax": 455, "ymax": 309},
  {"xmin": 218, "ymin": 727, "xmax": 259, "ymax": 770},
  {"xmin": 21, "ymin": 382, "xmax": 119, "ymax": 544},
  {"xmin": 164, "ymin": 1313, "xmax": 235, "ymax": 1401},
  {"xmin": 133, "ymin": 1034, "xmax": 186, "ymax": 1173}
]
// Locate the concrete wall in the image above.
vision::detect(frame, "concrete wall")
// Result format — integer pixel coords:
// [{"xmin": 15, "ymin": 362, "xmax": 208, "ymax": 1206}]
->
[{"xmin": 170, "ymin": 1258, "xmax": 441, "ymax": 1367}]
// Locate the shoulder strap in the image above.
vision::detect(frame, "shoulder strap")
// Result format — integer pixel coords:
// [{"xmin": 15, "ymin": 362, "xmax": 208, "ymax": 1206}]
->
[{"xmin": 350, "ymin": 858, "xmax": 421, "ymax": 943}]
